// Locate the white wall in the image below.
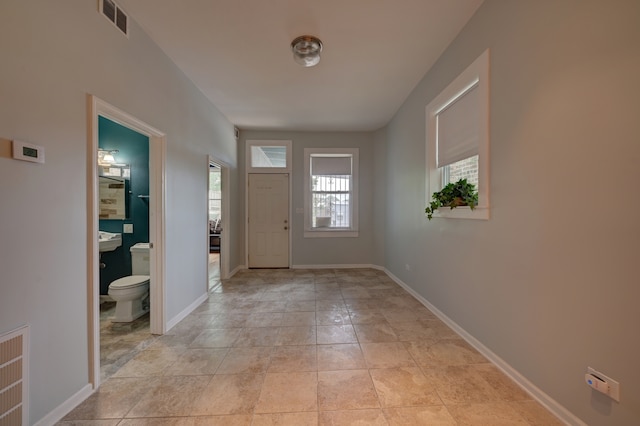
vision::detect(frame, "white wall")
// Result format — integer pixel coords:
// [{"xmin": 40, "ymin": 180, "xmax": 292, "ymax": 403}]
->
[
  {"xmin": 0, "ymin": 0, "xmax": 239, "ymax": 423},
  {"xmin": 239, "ymin": 131, "xmax": 380, "ymax": 267},
  {"xmin": 384, "ymin": 1, "xmax": 640, "ymax": 425}
]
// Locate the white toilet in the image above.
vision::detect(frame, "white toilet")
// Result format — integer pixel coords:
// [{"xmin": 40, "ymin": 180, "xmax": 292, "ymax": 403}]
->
[{"xmin": 108, "ymin": 243, "xmax": 150, "ymax": 322}]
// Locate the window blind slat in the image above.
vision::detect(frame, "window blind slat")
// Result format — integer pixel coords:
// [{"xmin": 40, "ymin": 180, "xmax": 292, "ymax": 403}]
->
[
  {"xmin": 437, "ymin": 84, "xmax": 480, "ymax": 167},
  {"xmin": 311, "ymin": 156, "xmax": 351, "ymax": 175}
]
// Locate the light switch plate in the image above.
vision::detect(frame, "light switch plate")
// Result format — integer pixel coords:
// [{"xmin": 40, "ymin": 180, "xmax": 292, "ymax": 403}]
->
[{"xmin": 123, "ymin": 224, "xmax": 133, "ymax": 234}]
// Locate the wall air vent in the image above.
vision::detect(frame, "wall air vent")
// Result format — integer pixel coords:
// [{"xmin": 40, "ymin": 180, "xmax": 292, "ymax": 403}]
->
[
  {"xmin": 99, "ymin": 0, "xmax": 129, "ymax": 37},
  {"xmin": 0, "ymin": 325, "xmax": 29, "ymax": 426}
]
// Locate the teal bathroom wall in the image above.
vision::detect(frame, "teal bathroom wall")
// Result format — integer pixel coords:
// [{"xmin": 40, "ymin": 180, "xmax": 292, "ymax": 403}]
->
[{"xmin": 98, "ymin": 116, "xmax": 150, "ymax": 294}]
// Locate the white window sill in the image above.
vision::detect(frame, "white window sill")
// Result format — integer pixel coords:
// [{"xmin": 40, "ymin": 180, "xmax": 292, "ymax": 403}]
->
[
  {"xmin": 304, "ymin": 229, "xmax": 359, "ymax": 238},
  {"xmin": 428, "ymin": 206, "xmax": 489, "ymax": 221}
]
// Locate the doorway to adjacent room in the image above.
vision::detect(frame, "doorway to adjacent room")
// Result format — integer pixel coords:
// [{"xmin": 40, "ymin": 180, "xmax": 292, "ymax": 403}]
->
[
  {"xmin": 87, "ymin": 95, "xmax": 166, "ymax": 389},
  {"xmin": 208, "ymin": 162, "xmax": 222, "ymax": 290}
]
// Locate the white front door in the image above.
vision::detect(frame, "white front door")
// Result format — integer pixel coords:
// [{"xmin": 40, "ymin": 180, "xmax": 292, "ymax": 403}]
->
[{"xmin": 248, "ymin": 173, "xmax": 289, "ymax": 268}]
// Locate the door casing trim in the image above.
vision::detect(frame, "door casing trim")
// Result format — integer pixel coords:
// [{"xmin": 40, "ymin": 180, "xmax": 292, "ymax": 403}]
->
[{"xmin": 87, "ymin": 95, "xmax": 166, "ymax": 388}]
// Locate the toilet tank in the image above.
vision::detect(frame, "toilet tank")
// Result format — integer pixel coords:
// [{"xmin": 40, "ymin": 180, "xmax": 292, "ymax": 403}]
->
[{"xmin": 130, "ymin": 243, "xmax": 150, "ymax": 275}]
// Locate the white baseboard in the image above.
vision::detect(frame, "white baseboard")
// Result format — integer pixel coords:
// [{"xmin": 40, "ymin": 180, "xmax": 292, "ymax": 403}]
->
[
  {"xmin": 229, "ymin": 264, "xmax": 244, "ymax": 278},
  {"xmin": 234, "ymin": 264, "xmax": 384, "ymax": 271},
  {"xmin": 292, "ymin": 263, "xmax": 384, "ymax": 270},
  {"xmin": 384, "ymin": 268, "xmax": 585, "ymax": 426},
  {"xmin": 165, "ymin": 292, "xmax": 209, "ymax": 332},
  {"xmin": 33, "ymin": 383, "xmax": 93, "ymax": 426}
]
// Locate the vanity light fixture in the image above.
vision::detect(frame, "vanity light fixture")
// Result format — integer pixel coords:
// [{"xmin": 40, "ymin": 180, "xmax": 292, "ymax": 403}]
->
[
  {"xmin": 98, "ymin": 149, "xmax": 118, "ymax": 165},
  {"xmin": 291, "ymin": 35, "xmax": 323, "ymax": 67}
]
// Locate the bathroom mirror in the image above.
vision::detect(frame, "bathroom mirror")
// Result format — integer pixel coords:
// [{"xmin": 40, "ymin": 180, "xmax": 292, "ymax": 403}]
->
[
  {"xmin": 99, "ymin": 175, "xmax": 129, "ymax": 219},
  {"xmin": 99, "ymin": 163, "xmax": 130, "ymax": 179}
]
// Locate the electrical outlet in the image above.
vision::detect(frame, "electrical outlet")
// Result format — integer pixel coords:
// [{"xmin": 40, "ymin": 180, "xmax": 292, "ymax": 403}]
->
[
  {"xmin": 123, "ymin": 223, "xmax": 134, "ymax": 234},
  {"xmin": 405, "ymin": 264, "xmax": 411, "ymax": 271},
  {"xmin": 585, "ymin": 367, "xmax": 620, "ymax": 402}
]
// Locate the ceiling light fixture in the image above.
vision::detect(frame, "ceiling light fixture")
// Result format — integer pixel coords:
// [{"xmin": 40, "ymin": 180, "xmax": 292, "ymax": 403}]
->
[{"xmin": 291, "ymin": 35, "xmax": 323, "ymax": 67}]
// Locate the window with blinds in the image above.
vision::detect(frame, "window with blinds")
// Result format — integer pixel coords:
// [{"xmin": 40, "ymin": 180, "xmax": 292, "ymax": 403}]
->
[
  {"xmin": 311, "ymin": 156, "xmax": 352, "ymax": 228},
  {"xmin": 304, "ymin": 148, "xmax": 359, "ymax": 237},
  {"xmin": 436, "ymin": 80, "xmax": 481, "ymax": 188},
  {"xmin": 426, "ymin": 49, "xmax": 490, "ymax": 220}
]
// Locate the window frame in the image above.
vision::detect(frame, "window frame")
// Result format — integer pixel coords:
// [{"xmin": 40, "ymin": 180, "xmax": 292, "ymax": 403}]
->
[
  {"xmin": 426, "ymin": 49, "xmax": 490, "ymax": 220},
  {"xmin": 304, "ymin": 148, "xmax": 359, "ymax": 238},
  {"xmin": 246, "ymin": 140, "xmax": 292, "ymax": 173}
]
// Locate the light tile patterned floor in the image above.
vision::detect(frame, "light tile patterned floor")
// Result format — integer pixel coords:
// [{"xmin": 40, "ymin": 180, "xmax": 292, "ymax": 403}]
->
[
  {"xmin": 209, "ymin": 252, "xmax": 221, "ymax": 291},
  {"xmin": 99, "ymin": 302, "xmax": 153, "ymax": 382},
  {"xmin": 60, "ymin": 268, "xmax": 563, "ymax": 425}
]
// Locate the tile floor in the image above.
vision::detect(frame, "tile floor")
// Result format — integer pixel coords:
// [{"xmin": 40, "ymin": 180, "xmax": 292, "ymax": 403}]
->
[
  {"xmin": 99, "ymin": 302, "xmax": 153, "ymax": 383},
  {"xmin": 60, "ymin": 268, "xmax": 563, "ymax": 425},
  {"xmin": 98, "ymin": 253, "xmax": 221, "ymax": 382},
  {"xmin": 209, "ymin": 253, "xmax": 221, "ymax": 291}
]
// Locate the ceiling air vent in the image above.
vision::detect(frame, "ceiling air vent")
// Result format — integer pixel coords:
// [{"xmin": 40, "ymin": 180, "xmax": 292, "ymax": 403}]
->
[{"xmin": 99, "ymin": 0, "xmax": 129, "ymax": 37}]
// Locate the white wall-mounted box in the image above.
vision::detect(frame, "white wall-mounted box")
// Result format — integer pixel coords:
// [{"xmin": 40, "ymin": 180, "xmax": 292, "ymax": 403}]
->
[{"xmin": 12, "ymin": 140, "xmax": 45, "ymax": 164}]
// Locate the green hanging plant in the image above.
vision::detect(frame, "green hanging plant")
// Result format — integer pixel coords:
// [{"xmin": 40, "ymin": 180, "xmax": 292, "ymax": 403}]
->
[{"xmin": 425, "ymin": 178, "xmax": 478, "ymax": 220}]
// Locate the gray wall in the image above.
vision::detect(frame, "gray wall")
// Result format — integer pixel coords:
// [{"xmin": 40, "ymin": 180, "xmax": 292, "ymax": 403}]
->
[
  {"xmin": 0, "ymin": 0, "xmax": 239, "ymax": 423},
  {"xmin": 240, "ymin": 131, "xmax": 381, "ymax": 267},
  {"xmin": 383, "ymin": 1, "xmax": 640, "ymax": 425},
  {"xmin": 372, "ymin": 129, "xmax": 387, "ymax": 267}
]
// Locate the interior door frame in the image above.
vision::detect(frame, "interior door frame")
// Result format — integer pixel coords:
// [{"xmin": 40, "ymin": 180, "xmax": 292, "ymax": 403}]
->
[
  {"xmin": 208, "ymin": 156, "xmax": 231, "ymax": 280},
  {"xmin": 87, "ymin": 95, "xmax": 166, "ymax": 389}
]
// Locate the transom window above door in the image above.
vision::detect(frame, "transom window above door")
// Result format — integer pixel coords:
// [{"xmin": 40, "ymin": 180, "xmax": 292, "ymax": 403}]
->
[{"xmin": 247, "ymin": 140, "xmax": 292, "ymax": 173}]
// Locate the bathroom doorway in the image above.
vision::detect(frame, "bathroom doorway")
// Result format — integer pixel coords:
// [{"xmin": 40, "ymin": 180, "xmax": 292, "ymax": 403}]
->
[
  {"xmin": 87, "ymin": 95, "xmax": 166, "ymax": 389},
  {"xmin": 207, "ymin": 156, "xmax": 230, "ymax": 290},
  {"xmin": 97, "ymin": 116, "xmax": 152, "ymax": 381}
]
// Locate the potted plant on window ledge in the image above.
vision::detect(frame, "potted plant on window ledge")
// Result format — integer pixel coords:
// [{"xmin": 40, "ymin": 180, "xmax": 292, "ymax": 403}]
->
[{"xmin": 425, "ymin": 178, "xmax": 478, "ymax": 220}]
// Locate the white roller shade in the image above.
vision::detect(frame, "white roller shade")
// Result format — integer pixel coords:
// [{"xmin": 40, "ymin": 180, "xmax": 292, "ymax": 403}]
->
[
  {"xmin": 311, "ymin": 156, "xmax": 352, "ymax": 175},
  {"xmin": 437, "ymin": 82, "xmax": 480, "ymax": 167}
]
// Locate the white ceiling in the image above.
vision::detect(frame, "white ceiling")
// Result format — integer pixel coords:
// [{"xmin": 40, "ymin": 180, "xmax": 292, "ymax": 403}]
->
[{"xmin": 118, "ymin": 0, "xmax": 483, "ymax": 132}]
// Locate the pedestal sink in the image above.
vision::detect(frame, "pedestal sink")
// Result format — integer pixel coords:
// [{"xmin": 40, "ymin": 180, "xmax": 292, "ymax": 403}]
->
[{"xmin": 99, "ymin": 231, "xmax": 122, "ymax": 252}]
